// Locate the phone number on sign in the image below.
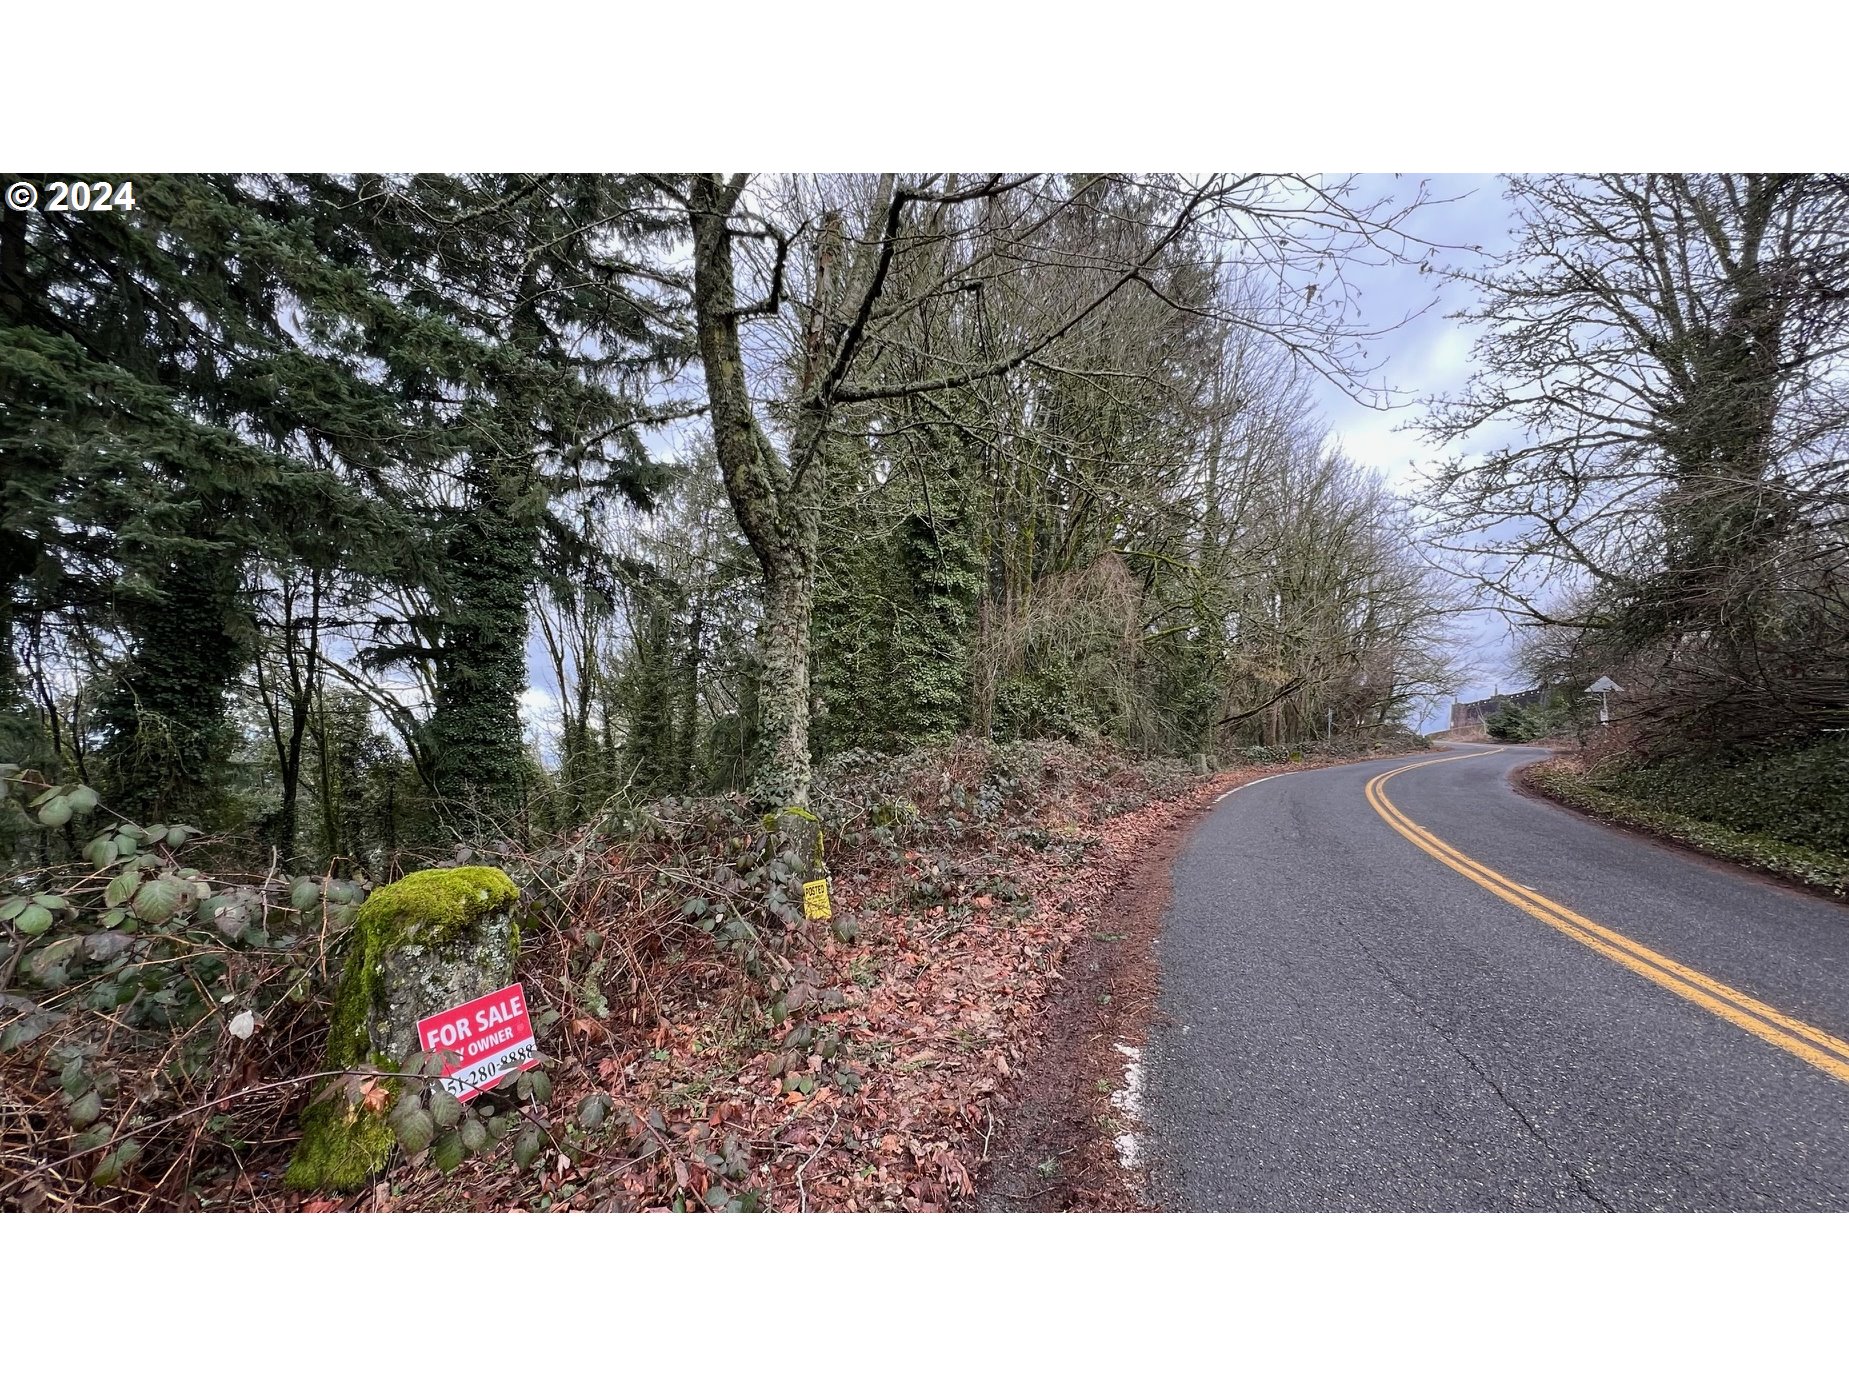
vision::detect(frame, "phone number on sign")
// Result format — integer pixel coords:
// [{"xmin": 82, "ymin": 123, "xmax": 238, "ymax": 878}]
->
[
  {"xmin": 6, "ymin": 181, "xmax": 137, "ymax": 213},
  {"xmin": 439, "ymin": 1037, "xmax": 540, "ymax": 1099}
]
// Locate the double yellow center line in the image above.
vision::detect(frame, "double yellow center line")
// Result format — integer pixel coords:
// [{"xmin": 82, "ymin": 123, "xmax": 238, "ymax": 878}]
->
[{"xmin": 1365, "ymin": 752, "xmax": 1849, "ymax": 1085}]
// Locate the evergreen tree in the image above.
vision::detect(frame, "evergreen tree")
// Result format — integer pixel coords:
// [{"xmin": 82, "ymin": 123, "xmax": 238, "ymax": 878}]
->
[
  {"xmin": 326, "ymin": 175, "xmax": 685, "ymax": 819},
  {"xmin": 1, "ymin": 175, "xmax": 410, "ymax": 823}
]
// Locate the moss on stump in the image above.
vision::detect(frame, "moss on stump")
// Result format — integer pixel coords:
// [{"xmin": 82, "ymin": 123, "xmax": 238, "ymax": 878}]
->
[
  {"xmin": 287, "ymin": 1093, "xmax": 398, "ymax": 1194},
  {"xmin": 286, "ymin": 865, "xmax": 521, "ymax": 1192}
]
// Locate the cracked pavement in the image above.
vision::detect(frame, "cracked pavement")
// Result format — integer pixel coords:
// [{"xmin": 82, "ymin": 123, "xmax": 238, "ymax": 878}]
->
[{"xmin": 1144, "ymin": 746, "xmax": 1849, "ymax": 1212}]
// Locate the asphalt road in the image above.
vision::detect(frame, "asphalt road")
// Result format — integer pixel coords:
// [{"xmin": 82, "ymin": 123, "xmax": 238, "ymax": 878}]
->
[{"xmin": 1145, "ymin": 746, "xmax": 1849, "ymax": 1211}]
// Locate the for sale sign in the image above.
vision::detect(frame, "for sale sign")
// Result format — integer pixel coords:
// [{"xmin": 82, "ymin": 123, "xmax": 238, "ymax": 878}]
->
[{"xmin": 416, "ymin": 982, "xmax": 539, "ymax": 1101}]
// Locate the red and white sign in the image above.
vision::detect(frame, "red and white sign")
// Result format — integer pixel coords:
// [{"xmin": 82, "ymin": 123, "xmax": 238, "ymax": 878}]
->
[{"xmin": 416, "ymin": 982, "xmax": 539, "ymax": 1101}]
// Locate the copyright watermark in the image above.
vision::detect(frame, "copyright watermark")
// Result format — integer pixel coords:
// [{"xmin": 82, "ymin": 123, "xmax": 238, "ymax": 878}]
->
[{"xmin": 6, "ymin": 180, "xmax": 137, "ymax": 213}]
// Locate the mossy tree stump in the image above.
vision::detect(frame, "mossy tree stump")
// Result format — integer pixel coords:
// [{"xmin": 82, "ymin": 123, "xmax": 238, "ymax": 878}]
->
[{"xmin": 286, "ymin": 866, "xmax": 521, "ymax": 1192}]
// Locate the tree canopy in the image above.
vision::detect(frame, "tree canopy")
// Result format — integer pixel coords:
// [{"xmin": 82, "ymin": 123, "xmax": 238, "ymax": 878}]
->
[{"xmin": 5, "ymin": 171, "xmax": 1459, "ymax": 871}]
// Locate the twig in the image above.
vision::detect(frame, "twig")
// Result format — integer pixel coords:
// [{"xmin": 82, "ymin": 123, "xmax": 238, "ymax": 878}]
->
[{"xmin": 795, "ymin": 1112, "xmax": 841, "ymax": 1213}]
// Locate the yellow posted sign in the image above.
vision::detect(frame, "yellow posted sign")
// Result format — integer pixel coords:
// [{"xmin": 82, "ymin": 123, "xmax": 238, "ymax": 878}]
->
[{"xmin": 802, "ymin": 877, "xmax": 832, "ymax": 922}]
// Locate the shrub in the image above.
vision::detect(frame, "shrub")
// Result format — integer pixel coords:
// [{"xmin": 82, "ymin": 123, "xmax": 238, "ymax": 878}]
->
[
  {"xmin": 0, "ymin": 763, "xmax": 379, "ymax": 1205},
  {"xmin": 1484, "ymin": 707, "xmax": 1537, "ymax": 742}
]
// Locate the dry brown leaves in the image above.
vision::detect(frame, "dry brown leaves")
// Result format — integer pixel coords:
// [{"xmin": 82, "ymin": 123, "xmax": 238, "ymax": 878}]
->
[{"xmin": 238, "ymin": 746, "xmax": 1398, "ymax": 1213}]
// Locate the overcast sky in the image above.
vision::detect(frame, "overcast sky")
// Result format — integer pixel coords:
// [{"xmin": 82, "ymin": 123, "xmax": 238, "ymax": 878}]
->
[
  {"xmin": 1303, "ymin": 173, "xmax": 1527, "ymax": 721},
  {"xmin": 523, "ymin": 174, "xmax": 1538, "ymax": 753}
]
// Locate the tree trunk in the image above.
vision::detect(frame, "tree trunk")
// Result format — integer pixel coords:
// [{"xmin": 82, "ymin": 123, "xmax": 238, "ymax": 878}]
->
[
  {"xmin": 427, "ymin": 455, "xmax": 538, "ymax": 814},
  {"xmin": 688, "ymin": 174, "xmax": 827, "ymax": 806},
  {"xmin": 267, "ymin": 569, "xmax": 320, "ymax": 872},
  {"xmin": 675, "ymin": 596, "xmax": 704, "ymax": 787},
  {"xmin": 277, "ymin": 729, "xmax": 303, "ymax": 870},
  {"xmin": 755, "ymin": 561, "xmax": 815, "ymax": 807},
  {"xmin": 314, "ymin": 686, "xmax": 342, "ymax": 862}
]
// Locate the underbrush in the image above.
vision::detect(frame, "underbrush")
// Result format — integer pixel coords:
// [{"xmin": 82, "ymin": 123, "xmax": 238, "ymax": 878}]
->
[
  {"xmin": 1224, "ymin": 730, "xmax": 1431, "ymax": 765},
  {"xmin": 1576, "ymin": 739, "xmax": 1849, "ymax": 857},
  {"xmin": 1, "ymin": 738, "xmax": 1235, "ymax": 1211},
  {"xmin": 0, "ymin": 767, "xmax": 375, "ymax": 1211}
]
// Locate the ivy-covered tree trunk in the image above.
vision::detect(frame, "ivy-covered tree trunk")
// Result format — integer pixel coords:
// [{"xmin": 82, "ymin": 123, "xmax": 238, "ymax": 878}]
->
[
  {"xmin": 888, "ymin": 437, "xmax": 984, "ymax": 745},
  {"xmin": 617, "ymin": 594, "xmax": 679, "ymax": 796},
  {"xmin": 755, "ymin": 560, "xmax": 816, "ymax": 807},
  {"xmin": 817, "ymin": 436, "xmax": 985, "ymax": 756},
  {"xmin": 94, "ymin": 545, "xmax": 245, "ymax": 825},
  {"xmin": 376, "ymin": 177, "xmax": 678, "ymax": 822},
  {"xmin": 426, "ymin": 455, "xmax": 540, "ymax": 813}
]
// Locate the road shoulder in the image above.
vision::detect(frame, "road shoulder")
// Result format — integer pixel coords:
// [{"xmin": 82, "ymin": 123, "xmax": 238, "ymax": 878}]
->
[{"xmin": 974, "ymin": 745, "xmax": 1437, "ymax": 1211}]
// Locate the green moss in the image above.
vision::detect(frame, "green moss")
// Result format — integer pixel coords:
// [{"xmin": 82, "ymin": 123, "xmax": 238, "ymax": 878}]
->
[
  {"xmin": 284, "ymin": 1093, "xmax": 396, "ymax": 1193},
  {"xmin": 357, "ymin": 865, "xmax": 521, "ymax": 949},
  {"xmin": 292, "ymin": 866, "xmax": 520, "ymax": 1191},
  {"xmin": 325, "ymin": 866, "xmax": 519, "ymax": 1067}
]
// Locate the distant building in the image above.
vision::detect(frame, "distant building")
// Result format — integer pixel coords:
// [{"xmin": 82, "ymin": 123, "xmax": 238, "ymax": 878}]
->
[{"xmin": 1448, "ymin": 687, "xmax": 1548, "ymax": 731}]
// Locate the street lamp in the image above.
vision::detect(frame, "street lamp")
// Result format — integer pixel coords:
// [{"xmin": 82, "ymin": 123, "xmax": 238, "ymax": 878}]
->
[{"xmin": 1585, "ymin": 675, "xmax": 1623, "ymax": 726}]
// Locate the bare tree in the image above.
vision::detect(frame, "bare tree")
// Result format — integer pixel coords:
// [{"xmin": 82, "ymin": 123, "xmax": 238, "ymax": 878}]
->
[
  {"xmin": 1423, "ymin": 174, "xmax": 1849, "ymax": 748},
  {"xmin": 671, "ymin": 172, "xmax": 1428, "ymax": 804}
]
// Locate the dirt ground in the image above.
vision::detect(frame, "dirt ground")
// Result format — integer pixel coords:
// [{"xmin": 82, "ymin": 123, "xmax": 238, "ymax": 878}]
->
[{"xmin": 974, "ymin": 803, "xmax": 1184, "ymax": 1211}]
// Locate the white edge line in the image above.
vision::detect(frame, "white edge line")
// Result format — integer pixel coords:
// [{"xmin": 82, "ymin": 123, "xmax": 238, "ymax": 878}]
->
[{"xmin": 1215, "ymin": 773, "xmax": 1281, "ymax": 803}]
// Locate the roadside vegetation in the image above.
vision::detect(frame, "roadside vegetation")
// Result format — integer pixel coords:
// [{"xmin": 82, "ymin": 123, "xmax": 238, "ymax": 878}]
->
[
  {"xmin": 1482, "ymin": 689, "xmax": 1586, "ymax": 744},
  {"xmin": 1, "ymin": 174, "xmax": 1455, "ymax": 1208},
  {"xmin": 1528, "ymin": 742, "xmax": 1849, "ymax": 899},
  {"xmin": 1425, "ymin": 175, "xmax": 1849, "ymax": 877},
  {"xmin": 1, "ymin": 733, "xmax": 1428, "ymax": 1210}
]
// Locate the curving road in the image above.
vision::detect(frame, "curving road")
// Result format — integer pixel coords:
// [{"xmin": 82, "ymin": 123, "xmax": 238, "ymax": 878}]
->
[{"xmin": 1145, "ymin": 747, "xmax": 1849, "ymax": 1211}]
